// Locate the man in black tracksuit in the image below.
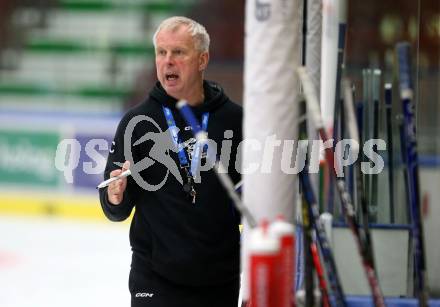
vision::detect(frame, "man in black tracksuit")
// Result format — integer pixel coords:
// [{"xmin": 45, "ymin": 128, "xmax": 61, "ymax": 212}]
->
[{"xmin": 99, "ymin": 16, "xmax": 242, "ymax": 307}]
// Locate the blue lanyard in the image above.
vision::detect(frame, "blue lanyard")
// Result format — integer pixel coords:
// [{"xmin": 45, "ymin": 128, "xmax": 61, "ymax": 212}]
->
[{"xmin": 162, "ymin": 106, "xmax": 209, "ymax": 178}]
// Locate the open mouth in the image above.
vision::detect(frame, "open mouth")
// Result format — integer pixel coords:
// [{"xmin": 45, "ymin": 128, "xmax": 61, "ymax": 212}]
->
[{"xmin": 165, "ymin": 73, "xmax": 179, "ymax": 81}]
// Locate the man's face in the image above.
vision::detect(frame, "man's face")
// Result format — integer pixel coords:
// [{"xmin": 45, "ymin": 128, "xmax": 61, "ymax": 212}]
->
[{"xmin": 155, "ymin": 26, "xmax": 209, "ymax": 101}]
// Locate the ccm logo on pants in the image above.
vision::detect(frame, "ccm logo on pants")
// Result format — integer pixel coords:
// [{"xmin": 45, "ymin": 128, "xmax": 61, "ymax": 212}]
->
[{"xmin": 135, "ymin": 293, "xmax": 154, "ymax": 298}]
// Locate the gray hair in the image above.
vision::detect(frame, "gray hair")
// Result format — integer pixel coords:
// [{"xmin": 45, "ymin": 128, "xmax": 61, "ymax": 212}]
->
[{"xmin": 152, "ymin": 16, "xmax": 210, "ymax": 52}]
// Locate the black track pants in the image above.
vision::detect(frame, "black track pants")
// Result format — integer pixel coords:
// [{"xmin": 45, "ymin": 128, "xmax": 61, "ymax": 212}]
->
[{"xmin": 129, "ymin": 268, "xmax": 240, "ymax": 307}]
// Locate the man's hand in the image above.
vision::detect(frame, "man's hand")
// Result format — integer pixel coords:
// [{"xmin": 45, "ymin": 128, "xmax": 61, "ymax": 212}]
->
[{"xmin": 107, "ymin": 161, "xmax": 130, "ymax": 205}]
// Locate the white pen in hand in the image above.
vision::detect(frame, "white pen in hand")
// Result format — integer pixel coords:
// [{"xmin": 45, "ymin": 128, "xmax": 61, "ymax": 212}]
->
[{"xmin": 96, "ymin": 169, "xmax": 132, "ymax": 189}]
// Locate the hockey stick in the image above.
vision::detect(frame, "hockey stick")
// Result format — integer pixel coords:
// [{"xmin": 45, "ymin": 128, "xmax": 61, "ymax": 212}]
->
[
  {"xmin": 370, "ymin": 69, "xmax": 381, "ymax": 223},
  {"xmin": 331, "ymin": 0, "xmax": 348, "ymax": 217},
  {"xmin": 355, "ymin": 102, "xmax": 364, "ymax": 218},
  {"xmin": 342, "ymin": 79, "xmax": 360, "ymax": 165},
  {"xmin": 311, "ymin": 238, "xmax": 331, "ymax": 307},
  {"xmin": 342, "ymin": 82, "xmax": 357, "ymax": 203},
  {"xmin": 300, "ymin": 168, "xmax": 347, "ymax": 307},
  {"xmin": 396, "ymin": 42, "xmax": 428, "ymax": 306},
  {"xmin": 299, "ymin": 96, "xmax": 316, "ymax": 307},
  {"xmin": 301, "ymin": 188, "xmax": 316, "ymax": 307},
  {"xmin": 298, "ymin": 66, "xmax": 386, "ymax": 307},
  {"xmin": 362, "ymin": 69, "xmax": 372, "ymax": 215},
  {"xmin": 342, "ymin": 79, "xmax": 376, "ymax": 271},
  {"xmin": 398, "ymin": 117, "xmax": 411, "ymax": 224},
  {"xmin": 384, "ymin": 83, "xmax": 395, "ymax": 223}
]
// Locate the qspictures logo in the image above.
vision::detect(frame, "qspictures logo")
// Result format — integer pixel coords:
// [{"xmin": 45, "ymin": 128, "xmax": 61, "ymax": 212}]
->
[{"xmin": 54, "ymin": 115, "xmax": 387, "ymax": 191}]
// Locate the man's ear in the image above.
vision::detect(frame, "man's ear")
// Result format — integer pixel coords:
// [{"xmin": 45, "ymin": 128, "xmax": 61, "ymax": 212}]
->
[{"xmin": 199, "ymin": 52, "xmax": 209, "ymax": 71}]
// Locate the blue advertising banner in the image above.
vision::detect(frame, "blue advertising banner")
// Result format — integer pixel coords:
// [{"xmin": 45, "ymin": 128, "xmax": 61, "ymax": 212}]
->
[{"xmin": 73, "ymin": 134, "xmax": 113, "ymax": 189}]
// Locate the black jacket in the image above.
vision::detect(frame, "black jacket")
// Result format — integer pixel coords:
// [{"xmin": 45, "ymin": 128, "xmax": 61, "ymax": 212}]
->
[{"xmin": 99, "ymin": 81, "xmax": 242, "ymax": 286}]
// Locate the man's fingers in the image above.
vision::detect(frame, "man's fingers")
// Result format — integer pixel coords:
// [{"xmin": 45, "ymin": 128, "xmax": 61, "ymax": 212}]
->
[
  {"xmin": 107, "ymin": 161, "xmax": 129, "ymax": 205},
  {"xmin": 110, "ymin": 169, "xmax": 122, "ymax": 178},
  {"xmin": 122, "ymin": 160, "xmax": 131, "ymax": 172},
  {"xmin": 108, "ymin": 173, "xmax": 127, "ymax": 196},
  {"xmin": 110, "ymin": 161, "xmax": 130, "ymax": 178},
  {"xmin": 111, "ymin": 186, "xmax": 121, "ymax": 195},
  {"xmin": 110, "ymin": 179, "xmax": 125, "ymax": 191}
]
